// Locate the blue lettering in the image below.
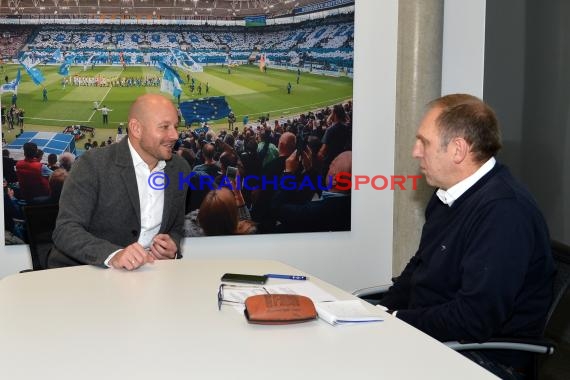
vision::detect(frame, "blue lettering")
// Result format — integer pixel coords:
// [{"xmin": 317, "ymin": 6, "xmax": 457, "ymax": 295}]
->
[
  {"xmin": 261, "ymin": 175, "xmax": 279, "ymax": 191},
  {"xmin": 317, "ymin": 175, "xmax": 334, "ymax": 191},
  {"xmin": 243, "ymin": 175, "xmax": 259, "ymax": 190},
  {"xmin": 178, "ymin": 172, "xmax": 197, "ymax": 190},
  {"xmin": 298, "ymin": 175, "xmax": 316, "ymax": 191},
  {"xmin": 218, "ymin": 176, "xmax": 234, "ymax": 190},
  {"xmin": 199, "ymin": 175, "xmax": 216, "ymax": 190},
  {"xmin": 280, "ymin": 174, "xmax": 297, "ymax": 191}
]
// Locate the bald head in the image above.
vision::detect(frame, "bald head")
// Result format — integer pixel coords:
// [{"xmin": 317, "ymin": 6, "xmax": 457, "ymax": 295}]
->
[
  {"xmin": 327, "ymin": 151, "xmax": 352, "ymax": 193},
  {"xmin": 328, "ymin": 151, "xmax": 352, "ymax": 175},
  {"xmin": 278, "ymin": 132, "xmax": 296, "ymax": 156},
  {"xmin": 127, "ymin": 94, "xmax": 179, "ymax": 168},
  {"xmin": 129, "ymin": 94, "xmax": 175, "ymax": 124}
]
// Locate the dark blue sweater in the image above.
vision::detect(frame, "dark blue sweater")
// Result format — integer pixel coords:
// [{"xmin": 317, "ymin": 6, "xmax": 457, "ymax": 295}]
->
[{"xmin": 382, "ymin": 163, "xmax": 554, "ymax": 366}]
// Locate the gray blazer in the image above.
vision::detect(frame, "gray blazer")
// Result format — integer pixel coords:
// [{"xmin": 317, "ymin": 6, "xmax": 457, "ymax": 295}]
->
[{"xmin": 49, "ymin": 137, "xmax": 190, "ymax": 268}]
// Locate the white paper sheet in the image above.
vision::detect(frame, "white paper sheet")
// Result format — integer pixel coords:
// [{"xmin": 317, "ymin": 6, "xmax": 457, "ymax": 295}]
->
[{"xmin": 316, "ymin": 300, "xmax": 384, "ymax": 325}]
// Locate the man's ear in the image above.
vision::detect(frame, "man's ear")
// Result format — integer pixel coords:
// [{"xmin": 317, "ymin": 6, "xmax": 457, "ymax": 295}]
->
[
  {"xmin": 129, "ymin": 119, "xmax": 142, "ymax": 139},
  {"xmin": 451, "ymin": 137, "xmax": 469, "ymax": 164}
]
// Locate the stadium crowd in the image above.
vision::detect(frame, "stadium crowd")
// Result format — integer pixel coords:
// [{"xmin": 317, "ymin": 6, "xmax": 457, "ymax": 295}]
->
[
  {"xmin": 179, "ymin": 100, "xmax": 353, "ymax": 236},
  {"xmin": 3, "ymin": 142, "xmax": 75, "ymax": 244},
  {"xmin": 6, "ymin": 14, "xmax": 353, "ymax": 70},
  {"xmin": 2, "ymin": 99, "xmax": 352, "ymax": 243},
  {"xmin": 1, "ymin": 11, "xmax": 355, "ymax": 245}
]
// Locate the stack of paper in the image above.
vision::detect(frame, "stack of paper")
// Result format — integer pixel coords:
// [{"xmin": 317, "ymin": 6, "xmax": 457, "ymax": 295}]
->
[{"xmin": 316, "ymin": 300, "xmax": 384, "ymax": 326}]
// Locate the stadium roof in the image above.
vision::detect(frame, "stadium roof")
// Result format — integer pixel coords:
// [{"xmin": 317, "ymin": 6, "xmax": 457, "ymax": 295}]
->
[{"xmin": 0, "ymin": 0, "xmax": 352, "ymax": 19}]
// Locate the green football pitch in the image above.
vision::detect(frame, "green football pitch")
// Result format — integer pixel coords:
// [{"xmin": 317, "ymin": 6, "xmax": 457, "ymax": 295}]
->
[{"xmin": 1, "ymin": 63, "xmax": 352, "ymax": 142}]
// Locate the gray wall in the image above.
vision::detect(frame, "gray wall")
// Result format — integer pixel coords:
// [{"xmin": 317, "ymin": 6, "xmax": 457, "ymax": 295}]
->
[{"xmin": 484, "ymin": 0, "xmax": 569, "ymax": 244}]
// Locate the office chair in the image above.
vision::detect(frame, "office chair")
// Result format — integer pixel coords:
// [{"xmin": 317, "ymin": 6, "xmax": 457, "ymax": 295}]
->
[
  {"xmin": 22, "ymin": 203, "xmax": 60, "ymax": 271},
  {"xmin": 353, "ymin": 240, "xmax": 570, "ymax": 376}
]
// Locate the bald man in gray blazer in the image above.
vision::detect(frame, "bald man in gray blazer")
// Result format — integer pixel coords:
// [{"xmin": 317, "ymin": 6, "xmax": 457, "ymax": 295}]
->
[{"xmin": 49, "ymin": 94, "xmax": 191, "ymax": 270}]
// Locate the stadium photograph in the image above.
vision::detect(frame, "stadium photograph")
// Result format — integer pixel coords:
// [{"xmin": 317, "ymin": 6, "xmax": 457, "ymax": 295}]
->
[{"xmin": 1, "ymin": 0, "xmax": 354, "ymax": 245}]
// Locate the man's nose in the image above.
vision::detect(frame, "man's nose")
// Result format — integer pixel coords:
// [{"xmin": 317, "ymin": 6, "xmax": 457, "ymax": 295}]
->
[
  {"xmin": 168, "ymin": 126, "xmax": 179, "ymax": 140},
  {"xmin": 412, "ymin": 142, "xmax": 422, "ymax": 158}
]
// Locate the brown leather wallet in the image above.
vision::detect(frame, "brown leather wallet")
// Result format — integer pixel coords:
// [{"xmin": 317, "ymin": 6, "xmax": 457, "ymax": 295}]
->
[{"xmin": 244, "ymin": 294, "xmax": 317, "ymax": 324}]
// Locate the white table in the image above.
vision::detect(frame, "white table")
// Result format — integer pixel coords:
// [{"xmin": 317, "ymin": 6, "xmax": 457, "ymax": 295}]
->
[{"xmin": 0, "ymin": 259, "xmax": 497, "ymax": 379}]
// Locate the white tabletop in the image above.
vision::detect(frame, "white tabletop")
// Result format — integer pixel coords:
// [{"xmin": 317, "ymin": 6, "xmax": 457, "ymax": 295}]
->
[{"xmin": 0, "ymin": 259, "xmax": 496, "ymax": 379}]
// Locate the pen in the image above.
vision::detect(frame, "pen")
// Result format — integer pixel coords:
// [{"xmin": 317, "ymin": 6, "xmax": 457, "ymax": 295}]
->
[{"xmin": 265, "ymin": 274, "xmax": 308, "ymax": 281}]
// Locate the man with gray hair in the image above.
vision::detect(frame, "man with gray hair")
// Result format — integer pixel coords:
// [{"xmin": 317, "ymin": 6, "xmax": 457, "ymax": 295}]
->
[
  {"xmin": 58, "ymin": 152, "xmax": 75, "ymax": 172},
  {"xmin": 381, "ymin": 94, "xmax": 554, "ymax": 379}
]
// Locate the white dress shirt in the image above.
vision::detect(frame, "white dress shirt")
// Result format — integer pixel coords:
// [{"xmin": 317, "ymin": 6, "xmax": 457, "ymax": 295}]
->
[
  {"xmin": 104, "ymin": 139, "xmax": 166, "ymax": 266},
  {"xmin": 436, "ymin": 157, "xmax": 496, "ymax": 207}
]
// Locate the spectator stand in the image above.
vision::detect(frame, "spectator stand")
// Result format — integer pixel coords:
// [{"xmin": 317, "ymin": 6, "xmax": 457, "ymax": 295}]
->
[{"xmin": 11, "ymin": 14, "xmax": 353, "ymax": 73}]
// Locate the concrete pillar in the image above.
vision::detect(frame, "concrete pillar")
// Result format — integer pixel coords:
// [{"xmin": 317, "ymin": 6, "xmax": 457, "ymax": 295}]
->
[{"xmin": 392, "ymin": 0, "xmax": 444, "ymax": 275}]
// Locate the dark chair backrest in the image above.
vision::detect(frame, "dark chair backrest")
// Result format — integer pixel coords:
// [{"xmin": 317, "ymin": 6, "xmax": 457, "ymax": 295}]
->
[
  {"xmin": 22, "ymin": 203, "xmax": 59, "ymax": 271},
  {"xmin": 544, "ymin": 240, "xmax": 570, "ymax": 330}
]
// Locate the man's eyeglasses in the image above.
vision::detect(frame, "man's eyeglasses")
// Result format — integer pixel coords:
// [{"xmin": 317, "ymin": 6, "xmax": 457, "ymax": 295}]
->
[{"xmin": 217, "ymin": 283, "xmax": 269, "ymax": 310}]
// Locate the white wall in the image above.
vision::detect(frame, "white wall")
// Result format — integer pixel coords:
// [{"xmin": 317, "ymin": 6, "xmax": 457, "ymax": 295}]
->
[
  {"xmin": 442, "ymin": 0, "xmax": 486, "ymax": 97},
  {"xmin": 0, "ymin": 1, "xmax": 399, "ymax": 293}
]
